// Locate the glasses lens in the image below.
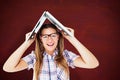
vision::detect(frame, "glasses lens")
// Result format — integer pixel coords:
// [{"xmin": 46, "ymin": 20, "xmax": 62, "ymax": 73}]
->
[
  {"xmin": 41, "ymin": 33, "xmax": 58, "ymax": 39},
  {"xmin": 51, "ymin": 33, "xmax": 57, "ymax": 38},
  {"xmin": 42, "ymin": 35, "xmax": 48, "ymax": 38}
]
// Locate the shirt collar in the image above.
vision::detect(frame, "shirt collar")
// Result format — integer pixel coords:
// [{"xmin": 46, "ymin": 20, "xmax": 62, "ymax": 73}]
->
[{"xmin": 43, "ymin": 50, "xmax": 58, "ymax": 57}]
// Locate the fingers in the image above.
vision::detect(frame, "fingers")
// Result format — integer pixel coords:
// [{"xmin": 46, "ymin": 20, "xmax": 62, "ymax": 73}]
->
[
  {"xmin": 60, "ymin": 27, "xmax": 75, "ymax": 41},
  {"xmin": 25, "ymin": 32, "xmax": 36, "ymax": 42},
  {"xmin": 63, "ymin": 26, "xmax": 74, "ymax": 36},
  {"xmin": 25, "ymin": 32, "xmax": 31, "ymax": 41}
]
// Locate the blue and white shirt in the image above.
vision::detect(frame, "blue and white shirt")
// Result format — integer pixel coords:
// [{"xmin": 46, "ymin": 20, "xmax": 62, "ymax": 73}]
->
[{"xmin": 22, "ymin": 49, "xmax": 79, "ymax": 80}]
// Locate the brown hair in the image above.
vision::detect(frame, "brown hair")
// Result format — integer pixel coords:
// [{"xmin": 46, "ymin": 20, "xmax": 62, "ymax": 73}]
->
[{"xmin": 34, "ymin": 23, "xmax": 69, "ymax": 80}]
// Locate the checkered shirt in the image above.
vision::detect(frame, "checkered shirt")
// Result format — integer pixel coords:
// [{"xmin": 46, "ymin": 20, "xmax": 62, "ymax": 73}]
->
[{"xmin": 22, "ymin": 49, "xmax": 79, "ymax": 80}]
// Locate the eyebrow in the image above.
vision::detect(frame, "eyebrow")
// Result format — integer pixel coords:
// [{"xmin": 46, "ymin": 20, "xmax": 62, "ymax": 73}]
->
[{"xmin": 41, "ymin": 32, "xmax": 57, "ymax": 35}]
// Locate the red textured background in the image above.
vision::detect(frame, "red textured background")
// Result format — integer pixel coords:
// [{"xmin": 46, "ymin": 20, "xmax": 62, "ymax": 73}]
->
[{"xmin": 0, "ymin": 0, "xmax": 120, "ymax": 80}]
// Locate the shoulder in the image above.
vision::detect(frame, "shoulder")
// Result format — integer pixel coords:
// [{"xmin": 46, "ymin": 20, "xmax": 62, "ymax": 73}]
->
[
  {"xmin": 25, "ymin": 51, "xmax": 36, "ymax": 59},
  {"xmin": 22, "ymin": 50, "xmax": 36, "ymax": 63},
  {"xmin": 63, "ymin": 49, "xmax": 76, "ymax": 56},
  {"xmin": 22, "ymin": 50, "xmax": 36, "ymax": 70},
  {"xmin": 29, "ymin": 50, "xmax": 36, "ymax": 57},
  {"xmin": 63, "ymin": 49, "xmax": 79, "ymax": 59},
  {"xmin": 63, "ymin": 49, "xmax": 79, "ymax": 68}
]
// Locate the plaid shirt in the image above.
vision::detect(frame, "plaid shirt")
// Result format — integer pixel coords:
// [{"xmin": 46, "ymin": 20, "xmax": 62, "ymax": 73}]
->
[{"xmin": 22, "ymin": 49, "xmax": 79, "ymax": 80}]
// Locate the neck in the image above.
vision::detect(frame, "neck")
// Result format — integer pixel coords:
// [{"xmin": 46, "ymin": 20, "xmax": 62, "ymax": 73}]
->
[{"xmin": 46, "ymin": 50, "xmax": 54, "ymax": 55}]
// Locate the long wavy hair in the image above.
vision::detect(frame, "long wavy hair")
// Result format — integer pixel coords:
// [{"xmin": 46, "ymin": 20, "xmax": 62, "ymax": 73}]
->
[{"xmin": 33, "ymin": 23, "xmax": 69, "ymax": 80}]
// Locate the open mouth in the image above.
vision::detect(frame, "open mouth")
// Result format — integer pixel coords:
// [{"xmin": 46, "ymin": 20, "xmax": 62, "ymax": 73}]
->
[{"xmin": 47, "ymin": 43, "xmax": 54, "ymax": 47}]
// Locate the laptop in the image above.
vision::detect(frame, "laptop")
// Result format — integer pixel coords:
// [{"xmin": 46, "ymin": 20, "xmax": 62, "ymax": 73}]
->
[
  {"xmin": 27, "ymin": 11, "xmax": 73, "ymax": 40},
  {"xmin": 26, "ymin": 11, "xmax": 47, "ymax": 40}
]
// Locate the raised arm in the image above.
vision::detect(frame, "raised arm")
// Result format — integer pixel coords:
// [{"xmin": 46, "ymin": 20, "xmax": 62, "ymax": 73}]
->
[
  {"xmin": 3, "ymin": 32, "xmax": 35, "ymax": 72},
  {"xmin": 63, "ymin": 27, "xmax": 99, "ymax": 69}
]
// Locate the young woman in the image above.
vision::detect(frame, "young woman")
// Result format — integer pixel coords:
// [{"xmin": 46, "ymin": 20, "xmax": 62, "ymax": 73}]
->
[{"xmin": 3, "ymin": 23, "xmax": 99, "ymax": 80}]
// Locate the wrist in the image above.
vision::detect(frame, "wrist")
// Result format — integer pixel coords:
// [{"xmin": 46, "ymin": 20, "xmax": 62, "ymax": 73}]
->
[
  {"xmin": 24, "ymin": 40, "xmax": 33, "ymax": 47},
  {"xmin": 67, "ymin": 36, "xmax": 77, "ymax": 42}
]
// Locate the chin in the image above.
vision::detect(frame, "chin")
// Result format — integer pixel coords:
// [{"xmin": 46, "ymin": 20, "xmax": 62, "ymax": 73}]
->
[{"xmin": 45, "ymin": 47, "xmax": 56, "ymax": 52}]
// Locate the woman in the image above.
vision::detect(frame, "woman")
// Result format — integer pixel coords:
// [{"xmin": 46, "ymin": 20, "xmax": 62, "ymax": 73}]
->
[{"xmin": 3, "ymin": 23, "xmax": 99, "ymax": 80}]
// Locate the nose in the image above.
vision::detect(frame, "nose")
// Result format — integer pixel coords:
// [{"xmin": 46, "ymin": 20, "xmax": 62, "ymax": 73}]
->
[{"xmin": 47, "ymin": 36, "xmax": 53, "ymax": 42}]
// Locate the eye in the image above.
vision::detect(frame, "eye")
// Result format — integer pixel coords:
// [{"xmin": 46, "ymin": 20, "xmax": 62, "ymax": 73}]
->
[
  {"xmin": 51, "ymin": 33, "xmax": 57, "ymax": 38},
  {"xmin": 42, "ymin": 35, "xmax": 48, "ymax": 38}
]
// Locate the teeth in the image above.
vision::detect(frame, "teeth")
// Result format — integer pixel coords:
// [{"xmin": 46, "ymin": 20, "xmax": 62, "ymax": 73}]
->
[{"xmin": 47, "ymin": 44, "xmax": 54, "ymax": 46}]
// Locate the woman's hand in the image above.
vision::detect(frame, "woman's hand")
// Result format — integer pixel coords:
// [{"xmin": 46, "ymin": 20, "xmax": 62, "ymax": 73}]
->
[
  {"xmin": 25, "ymin": 32, "xmax": 36, "ymax": 45},
  {"xmin": 62, "ymin": 27, "xmax": 75, "ymax": 40}
]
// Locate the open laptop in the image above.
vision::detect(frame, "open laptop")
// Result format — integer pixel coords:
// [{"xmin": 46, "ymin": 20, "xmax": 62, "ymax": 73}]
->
[
  {"xmin": 26, "ymin": 11, "xmax": 47, "ymax": 40},
  {"xmin": 45, "ymin": 11, "xmax": 73, "ymax": 37},
  {"xmin": 27, "ymin": 11, "xmax": 73, "ymax": 40}
]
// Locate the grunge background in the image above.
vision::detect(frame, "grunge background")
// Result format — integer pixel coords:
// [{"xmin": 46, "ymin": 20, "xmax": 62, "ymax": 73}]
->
[{"xmin": 0, "ymin": 0, "xmax": 119, "ymax": 80}]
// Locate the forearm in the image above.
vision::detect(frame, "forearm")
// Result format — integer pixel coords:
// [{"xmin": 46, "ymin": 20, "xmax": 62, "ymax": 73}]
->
[
  {"xmin": 3, "ymin": 41, "xmax": 31, "ymax": 71},
  {"xmin": 68, "ymin": 37, "xmax": 99, "ymax": 67}
]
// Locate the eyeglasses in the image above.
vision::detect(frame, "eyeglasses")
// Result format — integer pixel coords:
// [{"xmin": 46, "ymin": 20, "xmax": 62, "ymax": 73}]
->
[{"xmin": 41, "ymin": 33, "xmax": 58, "ymax": 39}]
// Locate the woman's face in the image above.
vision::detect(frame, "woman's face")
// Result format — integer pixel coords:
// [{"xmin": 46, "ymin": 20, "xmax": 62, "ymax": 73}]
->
[{"xmin": 40, "ymin": 27, "xmax": 59, "ymax": 54}]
